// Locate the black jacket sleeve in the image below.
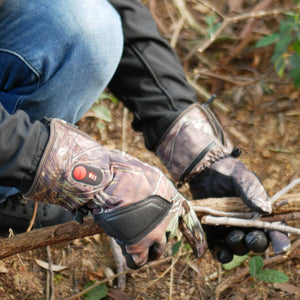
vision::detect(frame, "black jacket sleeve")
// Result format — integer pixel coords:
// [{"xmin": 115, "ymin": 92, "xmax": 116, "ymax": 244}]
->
[
  {"xmin": 0, "ymin": 103, "xmax": 49, "ymax": 192},
  {"xmin": 108, "ymin": 0, "xmax": 198, "ymax": 150}
]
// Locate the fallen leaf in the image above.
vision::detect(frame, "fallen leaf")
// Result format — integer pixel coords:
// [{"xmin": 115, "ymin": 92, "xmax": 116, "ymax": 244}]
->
[
  {"xmin": 86, "ymin": 269, "xmax": 105, "ymax": 281},
  {"xmin": 35, "ymin": 259, "xmax": 67, "ymax": 272},
  {"xmin": 108, "ymin": 288, "xmax": 135, "ymax": 300},
  {"xmin": 273, "ymin": 283, "xmax": 300, "ymax": 295},
  {"xmin": 0, "ymin": 264, "xmax": 8, "ymax": 273}
]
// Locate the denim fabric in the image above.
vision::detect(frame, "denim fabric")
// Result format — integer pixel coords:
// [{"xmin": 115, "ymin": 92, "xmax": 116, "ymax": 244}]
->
[{"xmin": 0, "ymin": 0, "xmax": 124, "ymax": 202}]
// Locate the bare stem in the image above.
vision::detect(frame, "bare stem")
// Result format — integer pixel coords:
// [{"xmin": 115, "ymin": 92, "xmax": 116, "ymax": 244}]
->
[
  {"xmin": 271, "ymin": 178, "xmax": 300, "ymax": 205},
  {"xmin": 202, "ymin": 215, "xmax": 300, "ymax": 235}
]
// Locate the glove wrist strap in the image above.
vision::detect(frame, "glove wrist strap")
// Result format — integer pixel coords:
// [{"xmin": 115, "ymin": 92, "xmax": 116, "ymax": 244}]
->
[{"xmin": 155, "ymin": 103, "xmax": 234, "ymax": 183}]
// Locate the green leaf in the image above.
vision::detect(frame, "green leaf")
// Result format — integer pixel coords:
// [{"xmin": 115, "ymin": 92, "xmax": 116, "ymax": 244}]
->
[
  {"xmin": 222, "ymin": 255, "xmax": 248, "ymax": 270},
  {"xmin": 205, "ymin": 15, "xmax": 216, "ymax": 26},
  {"xmin": 291, "ymin": 41, "xmax": 300, "ymax": 56},
  {"xmin": 256, "ymin": 33, "xmax": 279, "ymax": 48},
  {"xmin": 172, "ymin": 240, "xmax": 181, "ymax": 256},
  {"xmin": 83, "ymin": 282, "xmax": 108, "ymax": 300},
  {"xmin": 249, "ymin": 256, "xmax": 263, "ymax": 277},
  {"xmin": 91, "ymin": 105, "xmax": 112, "ymax": 122},
  {"xmin": 284, "ymin": 11, "xmax": 299, "ymax": 18},
  {"xmin": 98, "ymin": 93, "xmax": 118, "ymax": 104},
  {"xmin": 288, "ymin": 68, "xmax": 300, "ymax": 88},
  {"xmin": 255, "ymin": 270, "xmax": 289, "ymax": 283},
  {"xmin": 289, "ymin": 52, "xmax": 300, "ymax": 68},
  {"xmin": 279, "ymin": 18, "xmax": 294, "ymax": 34},
  {"xmin": 183, "ymin": 242, "xmax": 192, "ymax": 252},
  {"xmin": 96, "ymin": 122, "xmax": 106, "ymax": 130},
  {"xmin": 274, "ymin": 34, "xmax": 292, "ymax": 55},
  {"xmin": 274, "ymin": 56, "xmax": 286, "ymax": 78}
]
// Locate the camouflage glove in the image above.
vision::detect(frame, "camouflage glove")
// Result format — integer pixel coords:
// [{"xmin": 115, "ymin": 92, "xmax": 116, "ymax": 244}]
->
[
  {"xmin": 25, "ymin": 119, "xmax": 206, "ymax": 269},
  {"xmin": 156, "ymin": 103, "xmax": 290, "ymax": 263}
]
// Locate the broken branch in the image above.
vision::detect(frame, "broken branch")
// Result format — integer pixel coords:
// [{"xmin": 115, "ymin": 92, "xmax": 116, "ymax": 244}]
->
[{"xmin": 0, "ymin": 193, "xmax": 299, "ymax": 260}]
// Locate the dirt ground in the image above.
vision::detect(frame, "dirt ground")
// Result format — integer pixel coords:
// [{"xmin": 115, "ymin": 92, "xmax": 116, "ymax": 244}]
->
[{"xmin": 0, "ymin": 0, "xmax": 299, "ymax": 299}]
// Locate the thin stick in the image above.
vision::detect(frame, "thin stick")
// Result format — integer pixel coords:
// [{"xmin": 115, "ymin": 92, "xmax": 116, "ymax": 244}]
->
[
  {"xmin": 202, "ymin": 215, "xmax": 300, "ymax": 235},
  {"xmin": 26, "ymin": 201, "xmax": 38, "ymax": 232},
  {"xmin": 270, "ymin": 178, "xmax": 300, "ymax": 205},
  {"xmin": 193, "ymin": 206, "xmax": 254, "ymax": 219},
  {"xmin": 173, "ymin": 0, "xmax": 206, "ymax": 34},
  {"xmin": 184, "ymin": 6, "xmax": 300, "ymax": 60},
  {"xmin": 197, "ymin": 0, "xmax": 225, "ymax": 19},
  {"xmin": 170, "ymin": 17, "xmax": 184, "ymax": 48},
  {"xmin": 46, "ymin": 246, "xmax": 55, "ymax": 300},
  {"xmin": 65, "ymin": 252, "xmax": 189, "ymax": 300}
]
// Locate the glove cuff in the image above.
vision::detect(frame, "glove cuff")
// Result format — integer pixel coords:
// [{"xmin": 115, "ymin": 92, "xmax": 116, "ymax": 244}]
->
[
  {"xmin": 155, "ymin": 103, "xmax": 234, "ymax": 183},
  {"xmin": 25, "ymin": 119, "xmax": 112, "ymax": 210}
]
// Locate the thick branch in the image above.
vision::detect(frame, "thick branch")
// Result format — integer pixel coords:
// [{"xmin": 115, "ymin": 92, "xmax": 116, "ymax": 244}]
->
[
  {"xmin": 0, "ymin": 218, "xmax": 103, "ymax": 260},
  {"xmin": 0, "ymin": 193, "xmax": 299, "ymax": 260},
  {"xmin": 190, "ymin": 193, "xmax": 300, "ymax": 217}
]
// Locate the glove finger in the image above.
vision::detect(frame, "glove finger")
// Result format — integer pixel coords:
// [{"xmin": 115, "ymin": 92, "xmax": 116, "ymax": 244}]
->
[
  {"xmin": 268, "ymin": 230, "xmax": 290, "ymax": 254},
  {"xmin": 225, "ymin": 229, "xmax": 248, "ymax": 256},
  {"xmin": 189, "ymin": 169, "xmax": 235, "ymax": 199},
  {"xmin": 245, "ymin": 230, "xmax": 269, "ymax": 253},
  {"xmin": 148, "ymin": 235, "xmax": 167, "ymax": 262},
  {"xmin": 228, "ymin": 160, "xmax": 271, "ymax": 214},
  {"xmin": 212, "ymin": 242, "xmax": 233, "ymax": 264},
  {"xmin": 115, "ymin": 239, "xmax": 140, "ymax": 270},
  {"xmin": 124, "ymin": 243, "xmax": 150, "ymax": 268},
  {"xmin": 205, "ymin": 157, "xmax": 271, "ymax": 214}
]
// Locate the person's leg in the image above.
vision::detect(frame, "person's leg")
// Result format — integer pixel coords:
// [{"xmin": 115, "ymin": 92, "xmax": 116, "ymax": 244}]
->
[
  {"xmin": 0, "ymin": 0, "xmax": 123, "ymax": 228},
  {"xmin": 0, "ymin": 0, "xmax": 123, "ymax": 122}
]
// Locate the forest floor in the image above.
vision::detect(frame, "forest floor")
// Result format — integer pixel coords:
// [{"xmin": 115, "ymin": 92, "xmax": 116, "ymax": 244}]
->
[{"xmin": 0, "ymin": 0, "xmax": 299, "ymax": 299}]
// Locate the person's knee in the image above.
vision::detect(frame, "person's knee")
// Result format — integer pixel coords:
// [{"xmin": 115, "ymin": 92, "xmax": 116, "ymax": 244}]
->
[{"xmin": 64, "ymin": 0, "xmax": 124, "ymax": 81}]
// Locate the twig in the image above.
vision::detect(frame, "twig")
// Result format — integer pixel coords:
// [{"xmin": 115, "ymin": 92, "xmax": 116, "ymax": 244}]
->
[
  {"xmin": 193, "ymin": 206, "xmax": 254, "ymax": 219},
  {"xmin": 226, "ymin": 0, "xmax": 274, "ymax": 63},
  {"xmin": 26, "ymin": 201, "xmax": 38, "ymax": 232},
  {"xmin": 109, "ymin": 238, "xmax": 127, "ymax": 290},
  {"xmin": 262, "ymin": 212, "xmax": 300, "ymax": 223},
  {"xmin": 202, "ymin": 215, "xmax": 300, "ymax": 235},
  {"xmin": 142, "ymin": 256, "xmax": 180, "ymax": 293},
  {"xmin": 169, "ymin": 257, "xmax": 176, "ymax": 300},
  {"xmin": 108, "ymin": 105, "xmax": 130, "ymax": 290},
  {"xmin": 65, "ymin": 252, "xmax": 189, "ymax": 300},
  {"xmin": 186, "ymin": 76, "xmax": 211, "ymax": 100},
  {"xmin": 197, "ymin": 0, "xmax": 225, "ymax": 19},
  {"xmin": 195, "ymin": 70, "xmax": 257, "ymax": 86},
  {"xmin": 184, "ymin": 6, "xmax": 300, "ymax": 60},
  {"xmin": 173, "ymin": 0, "xmax": 206, "ymax": 35},
  {"xmin": 170, "ymin": 16, "xmax": 184, "ymax": 48},
  {"xmin": 149, "ymin": 0, "xmax": 170, "ymax": 35},
  {"xmin": 46, "ymin": 246, "xmax": 55, "ymax": 300},
  {"xmin": 270, "ymin": 178, "xmax": 300, "ymax": 205}
]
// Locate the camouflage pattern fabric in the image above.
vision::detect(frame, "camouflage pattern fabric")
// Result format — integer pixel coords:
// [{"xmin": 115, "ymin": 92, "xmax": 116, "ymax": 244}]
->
[
  {"xmin": 156, "ymin": 104, "xmax": 233, "ymax": 182},
  {"xmin": 26, "ymin": 119, "xmax": 206, "ymax": 267}
]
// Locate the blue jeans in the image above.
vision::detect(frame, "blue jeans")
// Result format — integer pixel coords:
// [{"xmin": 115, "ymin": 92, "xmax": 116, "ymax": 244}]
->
[{"xmin": 0, "ymin": 0, "xmax": 124, "ymax": 201}]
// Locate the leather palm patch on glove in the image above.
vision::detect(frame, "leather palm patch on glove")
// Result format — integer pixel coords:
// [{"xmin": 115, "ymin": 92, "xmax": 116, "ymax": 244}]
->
[{"xmin": 26, "ymin": 119, "xmax": 206, "ymax": 269}]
